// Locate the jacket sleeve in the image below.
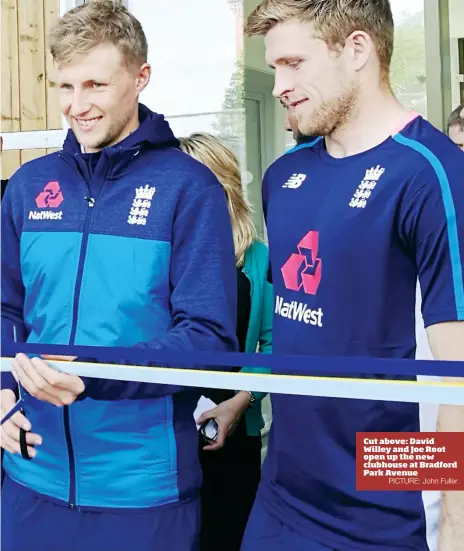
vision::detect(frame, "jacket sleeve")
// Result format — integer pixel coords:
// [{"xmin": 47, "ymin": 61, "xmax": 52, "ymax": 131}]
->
[
  {"xmin": 1, "ymin": 175, "xmax": 27, "ymax": 392},
  {"xmin": 77, "ymin": 172, "xmax": 238, "ymax": 401},
  {"xmin": 239, "ymin": 244, "xmax": 273, "ymax": 403}
]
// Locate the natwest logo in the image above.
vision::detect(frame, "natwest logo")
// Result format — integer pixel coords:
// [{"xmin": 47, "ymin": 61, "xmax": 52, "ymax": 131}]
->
[
  {"xmin": 275, "ymin": 296, "xmax": 323, "ymax": 327},
  {"xmin": 36, "ymin": 181, "xmax": 64, "ymax": 208},
  {"xmin": 281, "ymin": 230, "xmax": 322, "ymax": 295}
]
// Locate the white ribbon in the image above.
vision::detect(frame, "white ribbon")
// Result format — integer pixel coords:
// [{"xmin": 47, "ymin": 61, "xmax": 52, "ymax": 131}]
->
[{"xmin": 2, "ymin": 358, "xmax": 463, "ymax": 405}]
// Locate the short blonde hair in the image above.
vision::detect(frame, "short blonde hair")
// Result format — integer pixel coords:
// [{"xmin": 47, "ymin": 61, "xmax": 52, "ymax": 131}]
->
[
  {"xmin": 49, "ymin": 0, "xmax": 148, "ymax": 67},
  {"xmin": 245, "ymin": 0, "xmax": 394, "ymax": 81},
  {"xmin": 179, "ymin": 133, "xmax": 257, "ymax": 267}
]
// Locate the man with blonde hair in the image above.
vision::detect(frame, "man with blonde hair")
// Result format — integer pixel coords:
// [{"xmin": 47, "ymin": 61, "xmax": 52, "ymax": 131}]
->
[
  {"xmin": 242, "ymin": 1, "xmax": 464, "ymax": 551},
  {"xmin": 1, "ymin": 1, "xmax": 238, "ymax": 550}
]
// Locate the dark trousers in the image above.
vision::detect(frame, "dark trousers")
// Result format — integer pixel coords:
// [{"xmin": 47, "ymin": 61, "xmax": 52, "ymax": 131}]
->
[
  {"xmin": 241, "ymin": 496, "xmax": 337, "ymax": 551},
  {"xmin": 1, "ymin": 476, "xmax": 200, "ymax": 551},
  {"xmin": 199, "ymin": 418, "xmax": 262, "ymax": 551}
]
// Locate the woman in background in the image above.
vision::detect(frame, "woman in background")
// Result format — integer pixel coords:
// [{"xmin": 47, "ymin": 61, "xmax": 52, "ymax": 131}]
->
[{"xmin": 180, "ymin": 133, "xmax": 273, "ymax": 551}]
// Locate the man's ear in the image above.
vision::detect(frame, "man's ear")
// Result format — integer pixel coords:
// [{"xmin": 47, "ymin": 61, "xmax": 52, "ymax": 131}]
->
[
  {"xmin": 136, "ymin": 63, "xmax": 151, "ymax": 95},
  {"xmin": 344, "ymin": 30, "xmax": 372, "ymax": 73}
]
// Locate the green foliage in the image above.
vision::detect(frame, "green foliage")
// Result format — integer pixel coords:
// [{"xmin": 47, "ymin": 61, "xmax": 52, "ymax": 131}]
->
[
  {"xmin": 390, "ymin": 12, "xmax": 427, "ymax": 114},
  {"xmin": 211, "ymin": 56, "xmax": 245, "ymax": 143}
]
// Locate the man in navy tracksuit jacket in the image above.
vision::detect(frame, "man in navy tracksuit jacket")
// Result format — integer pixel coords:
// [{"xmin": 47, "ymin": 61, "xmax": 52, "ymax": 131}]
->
[{"xmin": 0, "ymin": 3, "xmax": 238, "ymax": 550}]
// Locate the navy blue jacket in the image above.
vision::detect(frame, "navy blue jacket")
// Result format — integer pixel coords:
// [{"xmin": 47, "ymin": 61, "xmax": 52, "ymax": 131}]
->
[{"xmin": 1, "ymin": 104, "xmax": 238, "ymax": 509}]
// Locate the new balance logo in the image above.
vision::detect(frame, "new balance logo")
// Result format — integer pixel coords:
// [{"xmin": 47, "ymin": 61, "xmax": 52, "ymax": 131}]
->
[
  {"xmin": 283, "ymin": 173, "xmax": 306, "ymax": 189},
  {"xmin": 281, "ymin": 230, "xmax": 322, "ymax": 295}
]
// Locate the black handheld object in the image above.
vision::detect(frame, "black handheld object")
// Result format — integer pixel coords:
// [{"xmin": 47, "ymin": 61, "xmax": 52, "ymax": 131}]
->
[
  {"xmin": 19, "ymin": 408, "xmax": 33, "ymax": 460},
  {"xmin": 12, "ymin": 328, "xmax": 33, "ymax": 460},
  {"xmin": 200, "ymin": 419, "xmax": 218, "ymax": 442}
]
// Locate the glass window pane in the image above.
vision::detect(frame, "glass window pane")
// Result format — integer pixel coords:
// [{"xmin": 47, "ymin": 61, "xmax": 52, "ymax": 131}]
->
[
  {"xmin": 129, "ymin": 0, "xmax": 245, "ymax": 159},
  {"xmin": 390, "ymin": 0, "xmax": 427, "ymax": 117}
]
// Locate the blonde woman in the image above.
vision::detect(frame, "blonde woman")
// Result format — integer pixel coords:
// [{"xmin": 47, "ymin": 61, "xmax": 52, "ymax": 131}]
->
[{"xmin": 180, "ymin": 133, "xmax": 273, "ymax": 551}]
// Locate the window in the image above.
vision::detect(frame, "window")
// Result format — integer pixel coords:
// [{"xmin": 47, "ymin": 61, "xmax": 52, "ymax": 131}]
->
[{"xmin": 390, "ymin": 0, "xmax": 427, "ymax": 118}]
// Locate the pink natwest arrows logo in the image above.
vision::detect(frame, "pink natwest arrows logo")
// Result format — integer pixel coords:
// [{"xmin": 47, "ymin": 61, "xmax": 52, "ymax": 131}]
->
[
  {"xmin": 281, "ymin": 230, "xmax": 322, "ymax": 295},
  {"xmin": 35, "ymin": 181, "xmax": 64, "ymax": 208}
]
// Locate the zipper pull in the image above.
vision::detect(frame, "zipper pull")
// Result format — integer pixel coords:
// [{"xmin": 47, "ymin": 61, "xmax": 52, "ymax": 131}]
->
[{"xmin": 84, "ymin": 196, "xmax": 95, "ymax": 208}]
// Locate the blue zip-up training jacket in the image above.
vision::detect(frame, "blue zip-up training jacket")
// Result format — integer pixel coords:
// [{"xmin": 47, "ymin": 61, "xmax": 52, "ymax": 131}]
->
[{"xmin": 1, "ymin": 104, "xmax": 238, "ymax": 510}]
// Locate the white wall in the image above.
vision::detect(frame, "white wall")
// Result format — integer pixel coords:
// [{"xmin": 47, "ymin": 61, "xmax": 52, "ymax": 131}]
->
[
  {"xmin": 243, "ymin": 0, "xmax": 269, "ymax": 73},
  {"xmin": 449, "ymin": 0, "xmax": 464, "ymax": 39},
  {"xmin": 243, "ymin": 0, "xmax": 288, "ymax": 159},
  {"xmin": 129, "ymin": 0, "xmax": 239, "ymax": 137}
]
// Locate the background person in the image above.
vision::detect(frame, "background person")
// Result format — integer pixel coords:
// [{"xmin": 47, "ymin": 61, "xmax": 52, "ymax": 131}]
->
[
  {"xmin": 180, "ymin": 132, "xmax": 273, "ymax": 551},
  {"xmin": 281, "ymin": 98, "xmax": 316, "ymax": 145},
  {"xmin": 448, "ymin": 103, "xmax": 464, "ymax": 151}
]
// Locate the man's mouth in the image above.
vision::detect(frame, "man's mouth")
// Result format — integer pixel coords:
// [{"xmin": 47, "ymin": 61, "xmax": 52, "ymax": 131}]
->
[
  {"xmin": 289, "ymin": 99, "xmax": 308, "ymax": 109},
  {"xmin": 74, "ymin": 116, "xmax": 103, "ymax": 130}
]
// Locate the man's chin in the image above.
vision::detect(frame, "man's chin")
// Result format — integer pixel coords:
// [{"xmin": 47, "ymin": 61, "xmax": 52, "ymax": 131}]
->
[
  {"xmin": 76, "ymin": 135, "xmax": 104, "ymax": 153},
  {"xmin": 299, "ymin": 124, "xmax": 323, "ymax": 138},
  {"xmin": 71, "ymin": 126, "xmax": 101, "ymax": 151},
  {"xmin": 299, "ymin": 116, "xmax": 329, "ymax": 138},
  {"xmin": 296, "ymin": 112, "xmax": 321, "ymax": 137}
]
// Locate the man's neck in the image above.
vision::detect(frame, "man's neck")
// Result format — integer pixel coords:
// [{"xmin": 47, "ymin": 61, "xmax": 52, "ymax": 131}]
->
[{"xmin": 325, "ymin": 88, "xmax": 409, "ymax": 159}]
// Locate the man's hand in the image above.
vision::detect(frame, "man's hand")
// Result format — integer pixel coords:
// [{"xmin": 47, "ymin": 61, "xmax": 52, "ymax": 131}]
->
[
  {"xmin": 0, "ymin": 389, "xmax": 42, "ymax": 458},
  {"xmin": 12, "ymin": 353, "xmax": 85, "ymax": 407},
  {"xmin": 197, "ymin": 391, "xmax": 252, "ymax": 451}
]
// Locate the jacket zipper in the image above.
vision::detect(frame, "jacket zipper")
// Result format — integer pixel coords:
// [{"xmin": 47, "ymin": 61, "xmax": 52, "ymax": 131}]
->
[
  {"xmin": 68, "ymin": 179, "xmax": 98, "ymax": 507},
  {"xmin": 69, "ymin": 195, "xmax": 96, "ymax": 345},
  {"xmin": 63, "ymin": 406, "xmax": 77, "ymax": 508},
  {"xmin": 61, "ymin": 153, "xmax": 109, "ymax": 508}
]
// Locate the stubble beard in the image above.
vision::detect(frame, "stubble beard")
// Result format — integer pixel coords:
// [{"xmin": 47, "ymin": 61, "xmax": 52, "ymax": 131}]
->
[
  {"xmin": 298, "ymin": 83, "xmax": 359, "ymax": 138},
  {"xmin": 77, "ymin": 110, "xmax": 135, "ymax": 152}
]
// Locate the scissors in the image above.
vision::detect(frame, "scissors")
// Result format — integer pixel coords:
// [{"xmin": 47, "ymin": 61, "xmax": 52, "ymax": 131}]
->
[
  {"xmin": 1, "ymin": 383, "xmax": 33, "ymax": 460},
  {"xmin": 1, "ymin": 328, "xmax": 34, "ymax": 459}
]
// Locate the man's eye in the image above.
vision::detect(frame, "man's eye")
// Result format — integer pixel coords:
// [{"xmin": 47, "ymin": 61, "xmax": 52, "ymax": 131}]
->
[
  {"xmin": 59, "ymin": 84, "xmax": 72, "ymax": 90},
  {"xmin": 288, "ymin": 60, "xmax": 301, "ymax": 68},
  {"xmin": 92, "ymin": 82, "xmax": 105, "ymax": 88}
]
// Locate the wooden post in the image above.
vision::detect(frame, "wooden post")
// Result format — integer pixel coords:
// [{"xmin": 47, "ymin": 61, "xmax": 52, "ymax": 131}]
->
[
  {"xmin": 1, "ymin": 0, "xmax": 21, "ymax": 132},
  {"xmin": 45, "ymin": 0, "xmax": 62, "ymax": 130},
  {"xmin": 18, "ymin": 0, "xmax": 47, "ymax": 131},
  {"xmin": 1, "ymin": 151, "xmax": 21, "ymax": 179},
  {"xmin": 21, "ymin": 148, "xmax": 47, "ymax": 164}
]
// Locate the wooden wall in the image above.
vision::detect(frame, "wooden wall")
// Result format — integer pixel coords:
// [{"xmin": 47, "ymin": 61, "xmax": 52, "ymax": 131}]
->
[{"xmin": 1, "ymin": 0, "xmax": 61, "ymax": 179}]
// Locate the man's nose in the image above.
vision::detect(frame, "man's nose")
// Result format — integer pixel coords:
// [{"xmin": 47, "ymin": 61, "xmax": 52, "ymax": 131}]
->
[
  {"xmin": 70, "ymin": 89, "xmax": 91, "ymax": 117},
  {"xmin": 272, "ymin": 69, "xmax": 294, "ymax": 100}
]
